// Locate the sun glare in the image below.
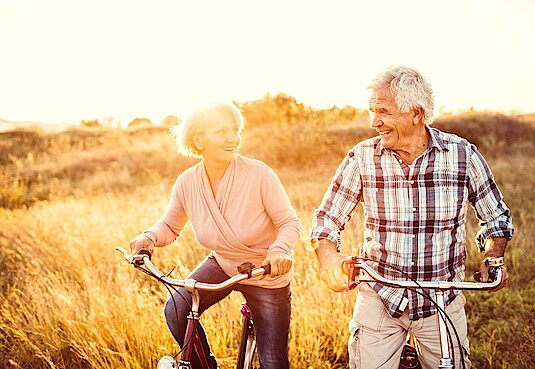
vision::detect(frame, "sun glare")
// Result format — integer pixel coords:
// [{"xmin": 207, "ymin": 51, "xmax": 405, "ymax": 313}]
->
[{"xmin": 0, "ymin": 0, "xmax": 534, "ymax": 125}]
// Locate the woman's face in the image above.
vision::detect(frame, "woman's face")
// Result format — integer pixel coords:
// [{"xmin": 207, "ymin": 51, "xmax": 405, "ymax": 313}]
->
[{"xmin": 196, "ymin": 115, "xmax": 242, "ymax": 165}]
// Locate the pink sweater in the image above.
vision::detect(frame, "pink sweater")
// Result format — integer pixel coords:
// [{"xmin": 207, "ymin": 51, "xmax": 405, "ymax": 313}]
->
[{"xmin": 145, "ymin": 154, "xmax": 301, "ymax": 288}]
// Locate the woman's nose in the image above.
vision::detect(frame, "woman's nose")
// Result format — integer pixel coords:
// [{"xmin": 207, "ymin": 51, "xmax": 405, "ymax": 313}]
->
[{"xmin": 227, "ymin": 132, "xmax": 239, "ymax": 142}]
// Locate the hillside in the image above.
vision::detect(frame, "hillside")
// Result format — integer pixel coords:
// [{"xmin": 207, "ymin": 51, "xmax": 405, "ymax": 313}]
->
[{"xmin": 1, "ymin": 112, "xmax": 534, "ymax": 368}]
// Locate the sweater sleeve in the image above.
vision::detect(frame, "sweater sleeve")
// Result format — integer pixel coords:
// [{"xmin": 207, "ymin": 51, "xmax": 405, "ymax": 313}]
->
[
  {"xmin": 144, "ymin": 177, "xmax": 189, "ymax": 247},
  {"xmin": 260, "ymin": 168, "xmax": 302, "ymax": 256}
]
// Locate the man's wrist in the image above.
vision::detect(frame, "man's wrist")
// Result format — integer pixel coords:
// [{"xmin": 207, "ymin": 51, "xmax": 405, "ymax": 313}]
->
[{"xmin": 483, "ymin": 237, "xmax": 508, "ymax": 258}]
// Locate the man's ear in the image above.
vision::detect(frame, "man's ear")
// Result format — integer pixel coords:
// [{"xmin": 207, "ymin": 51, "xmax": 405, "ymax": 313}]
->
[{"xmin": 412, "ymin": 108, "xmax": 424, "ymax": 124}]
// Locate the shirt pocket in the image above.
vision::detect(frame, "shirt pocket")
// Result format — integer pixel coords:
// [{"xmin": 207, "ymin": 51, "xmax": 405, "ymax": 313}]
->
[
  {"xmin": 430, "ymin": 177, "xmax": 466, "ymax": 222},
  {"xmin": 361, "ymin": 179, "xmax": 384, "ymax": 221}
]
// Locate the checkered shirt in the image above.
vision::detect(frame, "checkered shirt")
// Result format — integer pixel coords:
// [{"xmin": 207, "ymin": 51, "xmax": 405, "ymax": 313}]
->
[{"xmin": 311, "ymin": 126, "xmax": 514, "ymax": 320}]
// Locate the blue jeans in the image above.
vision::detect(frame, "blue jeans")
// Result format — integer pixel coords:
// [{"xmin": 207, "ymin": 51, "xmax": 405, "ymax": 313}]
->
[{"xmin": 164, "ymin": 254, "xmax": 291, "ymax": 369}]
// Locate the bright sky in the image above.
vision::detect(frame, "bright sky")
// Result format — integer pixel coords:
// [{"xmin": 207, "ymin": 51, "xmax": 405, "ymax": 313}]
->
[{"xmin": 1, "ymin": 0, "xmax": 534, "ymax": 125}]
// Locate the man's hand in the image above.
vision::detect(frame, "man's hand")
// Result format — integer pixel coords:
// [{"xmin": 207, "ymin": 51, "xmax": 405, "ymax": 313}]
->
[
  {"xmin": 262, "ymin": 252, "xmax": 293, "ymax": 278},
  {"xmin": 129, "ymin": 234, "xmax": 155, "ymax": 256},
  {"xmin": 313, "ymin": 239, "xmax": 350, "ymax": 292},
  {"xmin": 480, "ymin": 237, "xmax": 509, "ymax": 291}
]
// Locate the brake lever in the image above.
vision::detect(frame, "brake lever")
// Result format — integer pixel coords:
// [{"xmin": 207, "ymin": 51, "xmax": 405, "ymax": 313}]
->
[{"xmin": 115, "ymin": 246, "xmax": 151, "ymax": 266}]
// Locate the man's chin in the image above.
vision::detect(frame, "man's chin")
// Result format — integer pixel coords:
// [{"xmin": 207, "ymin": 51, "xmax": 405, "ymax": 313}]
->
[{"xmin": 380, "ymin": 138, "xmax": 393, "ymax": 149}]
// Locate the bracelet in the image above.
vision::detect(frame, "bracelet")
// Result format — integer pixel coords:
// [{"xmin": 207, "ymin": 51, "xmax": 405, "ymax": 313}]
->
[{"xmin": 484, "ymin": 256, "xmax": 504, "ymax": 267}]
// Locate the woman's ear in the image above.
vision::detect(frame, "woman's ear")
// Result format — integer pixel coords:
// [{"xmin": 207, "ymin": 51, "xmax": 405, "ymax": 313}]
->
[{"xmin": 193, "ymin": 135, "xmax": 203, "ymax": 151}]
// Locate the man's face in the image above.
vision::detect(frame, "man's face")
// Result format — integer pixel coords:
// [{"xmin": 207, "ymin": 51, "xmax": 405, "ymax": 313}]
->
[{"xmin": 369, "ymin": 86, "xmax": 417, "ymax": 151}]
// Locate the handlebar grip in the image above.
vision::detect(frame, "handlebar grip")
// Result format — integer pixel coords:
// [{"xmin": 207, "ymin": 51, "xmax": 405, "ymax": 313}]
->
[
  {"xmin": 347, "ymin": 264, "xmax": 358, "ymax": 290},
  {"xmin": 133, "ymin": 249, "xmax": 152, "ymax": 266},
  {"xmin": 474, "ymin": 267, "xmax": 498, "ymax": 282},
  {"xmin": 237, "ymin": 262, "xmax": 270, "ymax": 277},
  {"xmin": 137, "ymin": 249, "xmax": 152, "ymax": 258},
  {"xmin": 262, "ymin": 264, "xmax": 271, "ymax": 276}
]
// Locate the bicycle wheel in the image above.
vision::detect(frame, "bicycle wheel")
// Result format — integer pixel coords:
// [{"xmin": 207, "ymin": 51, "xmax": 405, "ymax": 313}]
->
[
  {"xmin": 157, "ymin": 355, "xmax": 180, "ymax": 369},
  {"xmin": 237, "ymin": 312, "xmax": 259, "ymax": 369},
  {"xmin": 399, "ymin": 334, "xmax": 421, "ymax": 369}
]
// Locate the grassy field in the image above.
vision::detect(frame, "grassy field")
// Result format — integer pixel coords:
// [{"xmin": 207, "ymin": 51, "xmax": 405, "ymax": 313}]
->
[{"xmin": 1, "ymin": 113, "xmax": 534, "ymax": 368}]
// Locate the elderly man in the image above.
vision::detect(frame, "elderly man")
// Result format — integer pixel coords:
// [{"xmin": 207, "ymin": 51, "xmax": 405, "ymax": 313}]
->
[{"xmin": 311, "ymin": 66, "xmax": 513, "ymax": 369}]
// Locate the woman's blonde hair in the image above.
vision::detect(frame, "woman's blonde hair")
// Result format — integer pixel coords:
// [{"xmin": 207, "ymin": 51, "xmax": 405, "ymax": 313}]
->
[{"xmin": 171, "ymin": 102, "xmax": 244, "ymax": 158}]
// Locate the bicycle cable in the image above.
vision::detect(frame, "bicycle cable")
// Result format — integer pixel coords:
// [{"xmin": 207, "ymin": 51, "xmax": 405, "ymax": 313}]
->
[
  {"xmin": 371, "ymin": 257, "xmax": 465, "ymax": 369},
  {"xmin": 133, "ymin": 263, "xmax": 195, "ymax": 359},
  {"xmin": 353, "ymin": 257, "xmax": 466, "ymax": 369},
  {"xmin": 356, "ymin": 265, "xmax": 456, "ymax": 368},
  {"xmin": 161, "ymin": 282, "xmax": 194, "ymax": 359},
  {"xmin": 361, "ymin": 257, "xmax": 464, "ymax": 369}
]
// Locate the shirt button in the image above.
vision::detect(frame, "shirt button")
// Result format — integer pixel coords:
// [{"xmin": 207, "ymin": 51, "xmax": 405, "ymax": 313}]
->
[
  {"xmin": 412, "ymin": 235, "xmax": 416, "ymax": 239},
  {"xmin": 410, "ymin": 180, "xmax": 415, "ymax": 184},
  {"xmin": 412, "ymin": 208, "xmax": 416, "ymax": 211},
  {"xmin": 411, "ymin": 261, "xmax": 415, "ymax": 266},
  {"xmin": 399, "ymin": 159, "xmax": 403, "ymax": 163}
]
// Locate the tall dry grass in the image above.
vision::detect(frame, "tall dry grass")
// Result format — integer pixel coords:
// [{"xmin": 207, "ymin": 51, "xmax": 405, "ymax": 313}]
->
[{"xmin": 1, "ymin": 113, "xmax": 534, "ymax": 368}]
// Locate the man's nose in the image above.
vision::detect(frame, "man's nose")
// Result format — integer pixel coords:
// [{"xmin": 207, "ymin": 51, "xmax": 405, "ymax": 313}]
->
[{"xmin": 370, "ymin": 114, "xmax": 382, "ymax": 128}]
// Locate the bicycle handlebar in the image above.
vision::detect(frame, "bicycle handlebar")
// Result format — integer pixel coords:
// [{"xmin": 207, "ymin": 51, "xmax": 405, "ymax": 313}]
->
[
  {"xmin": 116, "ymin": 247, "xmax": 270, "ymax": 291},
  {"xmin": 343, "ymin": 257, "xmax": 505, "ymax": 291}
]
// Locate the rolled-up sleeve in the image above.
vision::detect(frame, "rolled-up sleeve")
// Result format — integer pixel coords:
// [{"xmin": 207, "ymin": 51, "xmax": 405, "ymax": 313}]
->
[
  {"xmin": 310, "ymin": 150, "xmax": 362, "ymax": 251},
  {"xmin": 468, "ymin": 146, "xmax": 514, "ymax": 251}
]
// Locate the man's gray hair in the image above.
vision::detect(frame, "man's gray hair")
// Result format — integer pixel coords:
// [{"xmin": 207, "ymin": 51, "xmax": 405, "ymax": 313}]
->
[{"xmin": 369, "ymin": 66, "xmax": 434, "ymax": 125}]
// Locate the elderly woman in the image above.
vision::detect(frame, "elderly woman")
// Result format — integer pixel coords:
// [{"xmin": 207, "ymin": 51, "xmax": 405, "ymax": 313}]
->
[{"xmin": 129, "ymin": 102, "xmax": 301, "ymax": 369}]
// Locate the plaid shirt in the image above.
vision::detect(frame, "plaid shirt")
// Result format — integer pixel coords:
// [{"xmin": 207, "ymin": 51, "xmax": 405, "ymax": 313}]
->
[{"xmin": 311, "ymin": 126, "xmax": 514, "ymax": 320}]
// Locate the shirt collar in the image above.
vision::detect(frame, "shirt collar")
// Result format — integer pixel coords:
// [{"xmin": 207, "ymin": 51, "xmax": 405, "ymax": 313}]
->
[{"xmin": 374, "ymin": 125, "xmax": 448, "ymax": 157}]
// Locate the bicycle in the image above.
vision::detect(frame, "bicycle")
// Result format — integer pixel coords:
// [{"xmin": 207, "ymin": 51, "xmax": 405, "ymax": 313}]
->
[
  {"xmin": 342, "ymin": 256, "xmax": 505, "ymax": 369},
  {"xmin": 116, "ymin": 247, "xmax": 270, "ymax": 369}
]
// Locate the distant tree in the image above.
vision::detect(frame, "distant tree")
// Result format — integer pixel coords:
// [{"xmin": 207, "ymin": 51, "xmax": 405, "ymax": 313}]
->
[
  {"xmin": 127, "ymin": 117, "xmax": 153, "ymax": 129},
  {"xmin": 80, "ymin": 119, "xmax": 103, "ymax": 128},
  {"xmin": 160, "ymin": 115, "xmax": 181, "ymax": 127},
  {"xmin": 241, "ymin": 93, "xmax": 309, "ymax": 126}
]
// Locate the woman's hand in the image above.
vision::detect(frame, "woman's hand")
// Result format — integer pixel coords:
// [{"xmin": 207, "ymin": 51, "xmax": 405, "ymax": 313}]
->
[
  {"xmin": 262, "ymin": 252, "xmax": 293, "ymax": 277},
  {"xmin": 129, "ymin": 234, "xmax": 155, "ymax": 256}
]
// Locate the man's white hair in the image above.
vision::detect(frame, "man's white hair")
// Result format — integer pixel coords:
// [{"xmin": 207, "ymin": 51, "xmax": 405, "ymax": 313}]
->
[{"xmin": 369, "ymin": 66, "xmax": 434, "ymax": 125}]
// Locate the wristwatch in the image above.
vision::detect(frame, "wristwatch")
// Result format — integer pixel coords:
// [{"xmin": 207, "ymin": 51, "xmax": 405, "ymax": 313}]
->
[{"xmin": 484, "ymin": 256, "xmax": 504, "ymax": 267}]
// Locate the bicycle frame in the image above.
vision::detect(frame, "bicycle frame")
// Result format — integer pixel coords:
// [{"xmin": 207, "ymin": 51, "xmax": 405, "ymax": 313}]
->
[
  {"xmin": 116, "ymin": 247, "xmax": 266, "ymax": 369},
  {"xmin": 344, "ymin": 258, "xmax": 504, "ymax": 369},
  {"xmin": 237, "ymin": 303, "xmax": 257, "ymax": 369}
]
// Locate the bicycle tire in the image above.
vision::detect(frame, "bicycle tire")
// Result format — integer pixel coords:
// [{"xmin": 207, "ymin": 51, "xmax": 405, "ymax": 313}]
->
[
  {"xmin": 399, "ymin": 344, "xmax": 421, "ymax": 369},
  {"xmin": 237, "ymin": 316, "xmax": 259, "ymax": 369}
]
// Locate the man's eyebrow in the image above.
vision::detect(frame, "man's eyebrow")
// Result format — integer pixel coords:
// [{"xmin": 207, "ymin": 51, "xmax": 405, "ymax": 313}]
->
[{"xmin": 373, "ymin": 107, "xmax": 388, "ymax": 113}]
